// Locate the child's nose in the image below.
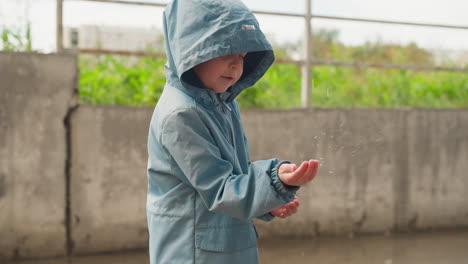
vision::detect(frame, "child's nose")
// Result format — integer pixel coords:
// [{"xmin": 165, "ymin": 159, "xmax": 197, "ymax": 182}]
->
[{"xmin": 230, "ymin": 56, "xmax": 243, "ymax": 69}]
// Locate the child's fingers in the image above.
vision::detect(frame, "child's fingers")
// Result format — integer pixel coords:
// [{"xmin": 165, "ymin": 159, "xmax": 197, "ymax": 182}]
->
[
  {"xmin": 275, "ymin": 203, "xmax": 300, "ymax": 218},
  {"xmin": 289, "ymin": 203, "xmax": 296, "ymax": 213},
  {"xmin": 303, "ymin": 160, "xmax": 314, "ymax": 182},
  {"xmin": 307, "ymin": 160, "xmax": 319, "ymax": 182},
  {"xmin": 293, "ymin": 197, "xmax": 299, "ymax": 207},
  {"xmin": 302, "ymin": 160, "xmax": 315, "ymax": 183},
  {"xmin": 289, "ymin": 161, "xmax": 312, "ymax": 186},
  {"xmin": 287, "ymin": 203, "xmax": 298, "ymax": 214},
  {"xmin": 292, "ymin": 207, "xmax": 297, "ymax": 214},
  {"xmin": 301, "ymin": 160, "xmax": 314, "ymax": 183},
  {"xmin": 284, "ymin": 208, "xmax": 296, "ymax": 216},
  {"xmin": 282, "ymin": 164, "xmax": 294, "ymax": 173},
  {"xmin": 279, "ymin": 164, "xmax": 296, "ymax": 185},
  {"xmin": 291, "ymin": 163, "xmax": 298, "ymax": 171},
  {"xmin": 280, "ymin": 163, "xmax": 297, "ymax": 174},
  {"xmin": 289, "ymin": 161, "xmax": 309, "ymax": 184},
  {"xmin": 274, "ymin": 208, "xmax": 286, "ymax": 218},
  {"xmin": 310, "ymin": 160, "xmax": 318, "ymax": 180},
  {"xmin": 289, "ymin": 200, "xmax": 298, "ymax": 209},
  {"xmin": 293, "ymin": 161, "xmax": 308, "ymax": 177}
]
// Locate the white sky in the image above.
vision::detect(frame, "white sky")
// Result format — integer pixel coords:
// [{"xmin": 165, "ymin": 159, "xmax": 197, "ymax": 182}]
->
[{"xmin": 1, "ymin": 0, "xmax": 468, "ymax": 53}]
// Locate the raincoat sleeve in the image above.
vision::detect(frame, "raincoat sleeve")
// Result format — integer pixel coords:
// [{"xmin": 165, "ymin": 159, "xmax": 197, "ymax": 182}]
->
[
  {"xmin": 161, "ymin": 108, "xmax": 298, "ymax": 221},
  {"xmin": 256, "ymin": 212, "xmax": 275, "ymax": 222},
  {"xmin": 241, "ymin": 129, "xmax": 279, "ymax": 222}
]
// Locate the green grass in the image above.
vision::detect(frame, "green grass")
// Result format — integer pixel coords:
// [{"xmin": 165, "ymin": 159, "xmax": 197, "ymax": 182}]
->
[
  {"xmin": 311, "ymin": 67, "xmax": 468, "ymax": 108},
  {"xmin": 78, "ymin": 55, "xmax": 468, "ymax": 108},
  {"xmin": 79, "ymin": 55, "xmax": 166, "ymax": 106}
]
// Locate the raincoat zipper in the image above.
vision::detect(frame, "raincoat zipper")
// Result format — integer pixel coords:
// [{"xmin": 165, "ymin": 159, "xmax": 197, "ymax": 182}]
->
[{"xmin": 219, "ymin": 99, "xmax": 235, "ymax": 146}]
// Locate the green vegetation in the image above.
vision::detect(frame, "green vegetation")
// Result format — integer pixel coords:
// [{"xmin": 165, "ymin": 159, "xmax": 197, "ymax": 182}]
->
[
  {"xmin": 78, "ymin": 55, "xmax": 468, "ymax": 108},
  {"xmin": 310, "ymin": 66, "xmax": 468, "ymax": 108},
  {"xmin": 307, "ymin": 29, "xmax": 434, "ymax": 65},
  {"xmin": 78, "ymin": 29, "xmax": 467, "ymax": 108},
  {"xmin": 1, "ymin": 24, "xmax": 33, "ymax": 52},
  {"xmin": 79, "ymin": 55, "xmax": 166, "ymax": 106}
]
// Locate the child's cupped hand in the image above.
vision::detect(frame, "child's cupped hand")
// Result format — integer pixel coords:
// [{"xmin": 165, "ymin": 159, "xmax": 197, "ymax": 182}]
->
[
  {"xmin": 271, "ymin": 196, "xmax": 299, "ymax": 218},
  {"xmin": 278, "ymin": 160, "xmax": 319, "ymax": 186}
]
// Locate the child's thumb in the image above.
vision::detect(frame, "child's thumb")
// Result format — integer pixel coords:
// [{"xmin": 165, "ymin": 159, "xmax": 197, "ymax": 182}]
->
[{"xmin": 280, "ymin": 163, "xmax": 294, "ymax": 173}]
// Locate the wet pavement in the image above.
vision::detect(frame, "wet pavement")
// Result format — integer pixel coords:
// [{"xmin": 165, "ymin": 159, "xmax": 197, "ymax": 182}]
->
[{"xmin": 10, "ymin": 231, "xmax": 468, "ymax": 264}]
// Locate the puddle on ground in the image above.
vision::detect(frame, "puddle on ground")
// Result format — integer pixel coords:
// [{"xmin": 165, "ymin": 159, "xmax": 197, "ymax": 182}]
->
[
  {"xmin": 10, "ymin": 231, "xmax": 468, "ymax": 264},
  {"xmin": 259, "ymin": 231, "xmax": 468, "ymax": 264}
]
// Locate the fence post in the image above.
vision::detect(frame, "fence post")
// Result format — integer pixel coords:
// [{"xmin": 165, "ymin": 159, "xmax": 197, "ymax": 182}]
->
[
  {"xmin": 57, "ymin": 0, "xmax": 63, "ymax": 53},
  {"xmin": 301, "ymin": 0, "xmax": 312, "ymax": 108}
]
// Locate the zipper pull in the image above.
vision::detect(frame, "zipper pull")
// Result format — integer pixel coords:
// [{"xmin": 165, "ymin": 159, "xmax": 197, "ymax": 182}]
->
[{"xmin": 222, "ymin": 100, "xmax": 232, "ymax": 111}]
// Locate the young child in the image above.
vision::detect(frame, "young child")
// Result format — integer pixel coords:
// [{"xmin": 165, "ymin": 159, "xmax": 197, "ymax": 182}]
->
[{"xmin": 146, "ymin": 0, "xmax": 319, "ymax": 263}]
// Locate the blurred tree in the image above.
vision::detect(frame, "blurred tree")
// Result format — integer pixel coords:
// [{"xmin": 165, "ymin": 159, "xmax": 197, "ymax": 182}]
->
[{"xmin": 1, "ymin": 23, "xmax": 34, "ymax": 52}]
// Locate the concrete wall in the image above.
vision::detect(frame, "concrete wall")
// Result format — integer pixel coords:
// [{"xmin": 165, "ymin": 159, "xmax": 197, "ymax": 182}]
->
[
  {"xmin": 1, "ymin": 52, "xmax": 468, "ymax": 260},
  {"xmin": 243, "ymin": 109, "xmax": 468, "ymax": 237},
  {"xmin": 70, "ymin": 106, "xmax": 150, "ymax": 254},
  {"xmin": 68, "ymin": 106, "xmax": 468, "ymax": 254},
  {"xmin": 0, "ymin": 52, "xmax": 77, "ymax": 260}
]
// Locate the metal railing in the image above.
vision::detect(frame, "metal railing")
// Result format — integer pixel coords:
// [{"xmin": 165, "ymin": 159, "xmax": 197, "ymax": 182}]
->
[{"xmin": 57, "ymin": 0, "xmax": 468, "ymax": 107}]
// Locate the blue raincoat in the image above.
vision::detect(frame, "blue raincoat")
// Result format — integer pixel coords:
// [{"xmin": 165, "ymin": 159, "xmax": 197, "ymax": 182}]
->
[{"xmin": 147, "ymin": 0, "xmax": 299, "ymax": 263}]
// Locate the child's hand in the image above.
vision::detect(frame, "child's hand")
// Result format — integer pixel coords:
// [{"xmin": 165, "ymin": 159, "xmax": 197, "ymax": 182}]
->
[
  {"xmin": 278, "ymin": 160, "xmax": 319, "ymax": 186},
  {"xmin": 271, "ymin": 196, "xmax": 299, "ymax": 218}
]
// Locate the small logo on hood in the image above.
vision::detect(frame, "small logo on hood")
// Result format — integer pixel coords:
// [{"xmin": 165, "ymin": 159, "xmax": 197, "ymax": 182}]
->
[{"xmin": 241, "ymin": 25, "xmax": 256, "ymax": 30}]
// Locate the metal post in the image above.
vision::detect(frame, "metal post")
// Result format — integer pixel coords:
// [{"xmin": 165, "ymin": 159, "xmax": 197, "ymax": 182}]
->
[
  {"xmin": 57, "ymin": 0, "xmax": 63, "ymax": 52},
  {"xmin": 301, "ymin": 0, "xmax": 312, "ymax": 108}
]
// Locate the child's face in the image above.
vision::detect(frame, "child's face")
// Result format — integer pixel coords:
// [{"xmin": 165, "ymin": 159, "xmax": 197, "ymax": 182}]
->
[{"xmin": 193, "ymin": 52, "xmax": 247, "ymax": 93}]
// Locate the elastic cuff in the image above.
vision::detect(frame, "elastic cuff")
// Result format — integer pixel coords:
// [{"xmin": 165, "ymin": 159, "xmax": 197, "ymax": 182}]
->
[{"xmin": 270, "ymin": 160, "xmax": 299, "ymax": 203}]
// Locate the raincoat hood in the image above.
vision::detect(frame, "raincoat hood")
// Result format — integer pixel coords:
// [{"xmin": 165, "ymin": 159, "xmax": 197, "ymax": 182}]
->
[{"xmin": 163, "ymin": 0, "xmax": 275, "ymax": 102}]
